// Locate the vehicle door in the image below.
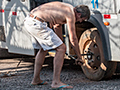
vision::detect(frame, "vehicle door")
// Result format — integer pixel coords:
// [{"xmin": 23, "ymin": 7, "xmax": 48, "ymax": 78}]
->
[{"xmin": 4, "ymin": 0, "xmax": 34, "ymax": 55}]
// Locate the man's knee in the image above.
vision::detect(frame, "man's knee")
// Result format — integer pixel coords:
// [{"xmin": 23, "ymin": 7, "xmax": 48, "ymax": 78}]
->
[
  {"xmin": 56, "ymin": 44, "xmax": 66, "ymax": 53},
  {"xmin": 37, "ymin": 49, "xmax": 48, "ymax": 55}
]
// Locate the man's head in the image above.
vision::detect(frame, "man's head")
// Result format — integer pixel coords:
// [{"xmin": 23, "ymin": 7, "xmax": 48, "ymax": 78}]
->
[{"xmin": 74, "ymin": 5, "xmax": 90, "ymax": 22}]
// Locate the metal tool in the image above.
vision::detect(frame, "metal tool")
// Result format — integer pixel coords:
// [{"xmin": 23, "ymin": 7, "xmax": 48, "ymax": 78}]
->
[{"xmin": 65, "ymin": 53, "xmax": 83, "ymax": 65}]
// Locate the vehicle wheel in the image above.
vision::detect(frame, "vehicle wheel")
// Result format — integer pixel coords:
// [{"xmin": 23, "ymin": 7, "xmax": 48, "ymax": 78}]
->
[{"xmin": 79, "ymin": 28, "xmax": 117, "ymax": 80}]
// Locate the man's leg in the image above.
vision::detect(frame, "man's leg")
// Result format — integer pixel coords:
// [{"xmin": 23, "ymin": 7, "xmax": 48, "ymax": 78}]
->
[
  {"xmin": 52, "ymin": 24, "xmax": 73, "ymax": 88},
  {"xmin": 51, "ymin": 44, "xmax": 73, "ymax": 88},
  {"xmin": 31, "ymin": 48, "xmax": 48, "ymax": 85}
]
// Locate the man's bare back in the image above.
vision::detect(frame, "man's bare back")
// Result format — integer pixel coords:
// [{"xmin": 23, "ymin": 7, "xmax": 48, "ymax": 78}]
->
[{"xmin": 30, "ymin": 1, "xmax": 74, "ymax": 28}]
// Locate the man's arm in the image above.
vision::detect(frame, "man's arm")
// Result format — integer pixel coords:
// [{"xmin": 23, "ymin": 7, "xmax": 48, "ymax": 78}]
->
[{"xmin": 66, "ymin": 16, "xmax": 82, "ymax": 60}]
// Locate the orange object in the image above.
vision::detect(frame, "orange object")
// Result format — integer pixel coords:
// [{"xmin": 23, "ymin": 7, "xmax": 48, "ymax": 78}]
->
[{"xmin": 104, "ymin": 22, "xmax": 110, "ymax": 26}]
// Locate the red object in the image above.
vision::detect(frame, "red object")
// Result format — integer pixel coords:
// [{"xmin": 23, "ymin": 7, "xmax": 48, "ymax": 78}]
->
[
  {"xmin": 104, "ymin": 14, "xmax": 111, "ymax": 19},
  {"xmin": 0, "ymin": 9, "xmax": 4, "ymax": 13},
  {"xmin": 12, "ymin": 12, "xmax": 17, "ymax": 15}
]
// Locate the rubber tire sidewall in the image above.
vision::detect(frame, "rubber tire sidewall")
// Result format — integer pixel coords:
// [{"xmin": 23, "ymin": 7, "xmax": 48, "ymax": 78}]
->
[{"xmin": 79, "ymin": 28, "xmax": 117, "ymax": 80}]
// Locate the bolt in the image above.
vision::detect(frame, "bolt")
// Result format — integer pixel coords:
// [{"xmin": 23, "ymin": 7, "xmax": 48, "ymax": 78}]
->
[
  {"xmin": 84, "ymin": 50, "xmax": 87, "ymax": 52},
  {"xmin": 97, "ymin": 56, "xmax": 100, "ymax": 60},
  {"xmin": 88, "ymin": 48, "xmax": 91, "ymax": 51}
]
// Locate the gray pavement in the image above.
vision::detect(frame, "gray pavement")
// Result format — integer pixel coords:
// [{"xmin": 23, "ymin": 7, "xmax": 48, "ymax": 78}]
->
[{"xmin": 0, "ymin": 57, "xmax": 120, "ymax": 90}]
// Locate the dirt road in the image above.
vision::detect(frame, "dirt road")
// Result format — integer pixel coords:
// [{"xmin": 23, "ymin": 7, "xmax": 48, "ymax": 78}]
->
[{"xmin": 0, "ymin": 56, "xmax": 120, "ymax": 90}]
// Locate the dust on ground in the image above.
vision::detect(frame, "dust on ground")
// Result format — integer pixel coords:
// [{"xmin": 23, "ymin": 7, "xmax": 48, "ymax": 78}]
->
[{"xmin": 1, "ymin": 56, "xmax": 120, "ymax": 90}]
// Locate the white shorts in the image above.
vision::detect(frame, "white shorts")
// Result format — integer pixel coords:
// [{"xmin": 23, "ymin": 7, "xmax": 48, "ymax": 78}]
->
[{"xmin": 24, "ymin": 15, "xmax": 63, "ymax": 51}]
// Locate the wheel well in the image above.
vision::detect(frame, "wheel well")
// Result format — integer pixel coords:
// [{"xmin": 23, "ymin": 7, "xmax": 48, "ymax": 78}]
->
[
  {"xmin": 75, "ymin": 21, "xmax": 95, "ymax": 40},
  {"xmin": 69, "ymin": 21, "xmax": 95, "ymax": 55}
]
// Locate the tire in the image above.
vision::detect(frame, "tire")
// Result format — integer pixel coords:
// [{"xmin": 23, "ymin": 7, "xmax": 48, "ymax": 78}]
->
[{"xmin": 79, "ymin": 28, "xmax": 117, "ymax": 80}]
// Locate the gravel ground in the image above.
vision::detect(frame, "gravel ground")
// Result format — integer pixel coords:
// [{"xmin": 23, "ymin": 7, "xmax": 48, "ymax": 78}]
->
[{"xmin": 1, "ymin": 56, "xmax": 120, "ymax": 90}]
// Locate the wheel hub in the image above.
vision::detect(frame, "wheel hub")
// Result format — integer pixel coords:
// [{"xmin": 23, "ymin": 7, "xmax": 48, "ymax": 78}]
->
[{"xmin": 83, "ymin": 40, "xmax": 101, "ymax": 70}]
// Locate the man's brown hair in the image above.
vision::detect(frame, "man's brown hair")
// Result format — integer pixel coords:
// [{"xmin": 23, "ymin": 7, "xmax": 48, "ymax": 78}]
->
[{"xmin": 75, "ymin": 5, "xmax": 90, "ymax": 20}]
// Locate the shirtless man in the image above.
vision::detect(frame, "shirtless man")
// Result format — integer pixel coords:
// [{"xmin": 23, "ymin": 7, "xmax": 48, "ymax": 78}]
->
[{"xmin": 24, "ymin": 1, "xmax": 90, "ymax": 89}]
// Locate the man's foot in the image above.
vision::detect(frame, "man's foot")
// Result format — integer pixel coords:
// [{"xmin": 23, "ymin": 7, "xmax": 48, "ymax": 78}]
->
[
  {"xmin": 51, "ymin": 82, "xmax": 73, "ymax": 89},
  {"xmin": 31, "ymin": 81, "xmax": 48, "ymax": 85},
  {"xmin": 52, "ymin": 84, "xmax": 73, "ymax": 89}
]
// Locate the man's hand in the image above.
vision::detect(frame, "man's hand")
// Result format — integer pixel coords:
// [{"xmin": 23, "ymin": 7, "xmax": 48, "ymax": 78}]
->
[{"xmin": 75, "ymin": 58, "xmax": 84, "ymax": 65}]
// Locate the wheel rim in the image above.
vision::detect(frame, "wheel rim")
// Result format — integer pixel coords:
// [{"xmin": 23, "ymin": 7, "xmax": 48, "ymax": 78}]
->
[
  {"xmin": 83, "ymin": 39, "xmax": 101, "ymax": 70},
  {"xmin": 79, "ymin": 28, "xmax": 117, "ymax": 80}
]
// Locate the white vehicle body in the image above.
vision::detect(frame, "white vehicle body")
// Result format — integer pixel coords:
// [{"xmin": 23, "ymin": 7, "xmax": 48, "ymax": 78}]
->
[
  {"xmin": 0, "ymin": 0, "xmax": 120, "ymax": 61},
  {"xmin": 0, "ymin": 0, "xmax": 34, "ymax": 56}
]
